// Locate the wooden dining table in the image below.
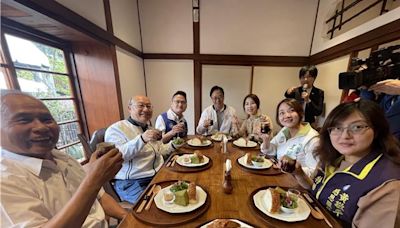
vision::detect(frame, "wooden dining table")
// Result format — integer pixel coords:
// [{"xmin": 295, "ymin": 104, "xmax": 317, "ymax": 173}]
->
[{"xmin": 118, "ymin": 137, "xmax": 342, "ymax": 228}]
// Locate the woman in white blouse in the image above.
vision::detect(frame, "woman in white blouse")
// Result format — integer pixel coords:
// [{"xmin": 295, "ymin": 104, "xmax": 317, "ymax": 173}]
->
[{"xmin": 260, "ymin": 98, "xmax": 319, "ymax": 176}]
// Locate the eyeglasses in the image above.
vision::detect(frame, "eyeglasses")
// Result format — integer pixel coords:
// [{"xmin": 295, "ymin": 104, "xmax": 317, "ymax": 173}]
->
[
  {"xmin": 173, "ymin": 100, "xmax": 187, "ymax": 105},
  {"xmin": 211, "ymin": 96, "xmax": 224, "ymax": 101},
  {"xmin": 328, "ymin": 123, "xmax": 370, "ymax": 136},
  {"xmin": 133, "ymin": 104, "xmax": 153, "ymax": 109}
]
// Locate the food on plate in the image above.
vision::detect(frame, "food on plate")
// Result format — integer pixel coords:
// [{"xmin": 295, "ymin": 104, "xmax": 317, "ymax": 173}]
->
[
  {"xmin": 163, "ymin": 191, "xmax": 175, "ymax": 205},
  {"xmin": 245, "ymin": 152, "xmax": 252, "ymax": 165},
  {"xmin": 236, "ymin": 137, "xmax": 249, "ymax": 146},
  {"xmin": 191, "ymin": 137, "xmax": 203, "ymax": 146},
  {"xmin": 174, "ymin": 188, "xmax": 189, "ymax": 206},
  {"xmin": 172, "ymin": 137, "xmax": 185, "ymax": 145},
  {"xmin": 171, "ymin": 181, "xmax": 189, "ymax": 206},
  {"xmin": 264, "ymin": 188, "xmax": 281, "ymax": 213},
  {"xmin": 280, "ymin": 155, "xmax": 296, "ymax": 173},
  {"xmin": 193, "ymin": 151, "xmax": 204, "ymax": 163},
  {"xmin": 188, "ymin": 182, "xmax": 197, "ymax": 204},
  {"xmin": 251, "ymin": 155, "xmax": 265, "ymax": 167},
  {"xmin": 278, "ymin": 188, "xmax": 299, "ymax": 210},
  {"xmin": 169, "ymin": 181, "xmax": 201, "ymax": 206},
  {"xmin": 164, "ymin": 191, "xmax": 174, "ymax": 201},
  {"xmin": 206, "ymin": 219, "xmax": 241, "ymax": 228},
  {"xmin": 265, "ymin": 187, "xmax": 299, "ymax": 214},
  {"xmin": 170, "ymin": 181, "xmax": 189, "ymax": 192},
  {"xmin": 183, "ymin": 155, "xmax": 191, "ymax": 164},
  {"xmin": 212, "ymin": 132, "xmax": 228, "ymax": 141},
  {"xmin": 199, "ymin": 135, "xmax": 208, "ymax": 143}
]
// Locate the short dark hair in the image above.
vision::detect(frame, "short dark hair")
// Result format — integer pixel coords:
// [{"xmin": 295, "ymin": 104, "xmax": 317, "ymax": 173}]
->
[
  {"xmin": 243, "ymin": 94, "xmax": 260, "ymax": 111},
  {"xmin": 299, "ymin": 65, "xmax": 318, "ymax": 79},
  {"xmin": 275, "ymin": 98, "xmax": 304, "ymax": 127},
  {"xmin": 209, "ymin": 86, "xmax": 224, "ymax": 97},
  {"xmin": 172, "ymin": 91, "xmax": 187, "ymax": 100},
  {"xmin": 316, "ymin": 99, "xmax": 400, "ymax": 166}
]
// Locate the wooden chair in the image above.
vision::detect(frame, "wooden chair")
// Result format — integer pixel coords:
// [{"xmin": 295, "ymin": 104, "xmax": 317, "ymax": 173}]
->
[{"xmin": 78, "ymin": 131, "xmax": 132, "ymax": 210}]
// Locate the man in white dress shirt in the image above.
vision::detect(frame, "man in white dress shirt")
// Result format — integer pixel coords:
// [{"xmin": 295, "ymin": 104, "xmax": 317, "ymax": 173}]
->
[
  {"xmin": 0, "ymin": 90, "xmax": 127, "ymax": 228},
  {"xmin": 196, "ymin": 86, "xmax": 238, "ymax": 135}
]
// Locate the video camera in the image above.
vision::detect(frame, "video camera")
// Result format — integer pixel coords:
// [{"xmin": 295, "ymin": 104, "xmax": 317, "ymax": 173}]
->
[{"xmin": 339, "ymin": 45, "xmax": 400, "ymax": 89}]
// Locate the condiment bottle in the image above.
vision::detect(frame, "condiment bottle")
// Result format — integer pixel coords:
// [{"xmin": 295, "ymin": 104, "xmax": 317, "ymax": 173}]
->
[{"xmin": 223, "ymin": 170, "xmax": 233, "ymax": 194}]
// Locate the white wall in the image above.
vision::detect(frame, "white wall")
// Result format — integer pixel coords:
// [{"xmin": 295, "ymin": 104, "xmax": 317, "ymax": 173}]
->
[
  {"xmin": 110, "ymin": 0, "xmax": 142, "ymax": 51},
  {"xmin": 315, "ymin": 55, "xmax": 350, "ymax": 125},
  {"xmin": 116, "ymin": 48, "xmax": 146, "ymax": 117},
  {"xmin": 139, "ymin": 0, "xmax": 193, "ymax": 53},
  {"xmin": 56, "ymin": 0, "xmax": 107, "ymax": 30},
  {"xmin": 252, "ymin": 66, "xmax": 300, "ymax": 131},
  {"xmin": 201, "ymin": 0, "xmax": 318, "ymax": 56},
  {"xmin": 144, "ymin": 60, "xmax": 195, "ymax": 134},
  {"xmin": 312, "ymin": 0, "xmax": 400, "ymax": 55},
  {"xmin": 202, "ymin": 65, "xmax": 252, "ymax": 120}
]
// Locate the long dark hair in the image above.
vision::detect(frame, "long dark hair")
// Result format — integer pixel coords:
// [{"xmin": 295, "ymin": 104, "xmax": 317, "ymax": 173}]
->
[
  {"xmin": 243, "ymin": 94, "xmax": 260, "ymax": 114},
  {"xmin": 275, "ymin": 98, "xmax": 304, "ymax": 127},
  {"xmin": 315, "ymin": 99, "xmax": 400, "ymax": 166}
]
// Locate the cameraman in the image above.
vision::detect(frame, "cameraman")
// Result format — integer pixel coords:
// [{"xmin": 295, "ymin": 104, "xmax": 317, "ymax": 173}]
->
[{"xmin": 360, "ymin": 79, "xmax": 400, "ymax": 140}]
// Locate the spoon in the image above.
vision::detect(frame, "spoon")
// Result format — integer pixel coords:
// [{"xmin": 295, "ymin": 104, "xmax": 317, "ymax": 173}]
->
[
  {"xmin": 145, "ymin": 185, "xmax": 161, "ymax": 211},
  {"xmin": 300, "ymin": 195, "xmax": 324, "ymax": 220}
]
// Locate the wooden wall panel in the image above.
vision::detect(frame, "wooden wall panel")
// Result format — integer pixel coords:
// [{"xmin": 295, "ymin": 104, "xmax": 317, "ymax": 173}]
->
[{"xmin": 73, "ymin": 41, "xmax": 121, "ymax": 134}]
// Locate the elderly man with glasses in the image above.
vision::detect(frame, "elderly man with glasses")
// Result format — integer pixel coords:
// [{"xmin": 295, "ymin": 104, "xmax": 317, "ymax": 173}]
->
[
  {"xmin": 155, "ymin": 91, "xmax": 188, "ymax": 143},
  {"xmin": 105, "ymin": 95, "xmax": 180, "ymax": 203}
]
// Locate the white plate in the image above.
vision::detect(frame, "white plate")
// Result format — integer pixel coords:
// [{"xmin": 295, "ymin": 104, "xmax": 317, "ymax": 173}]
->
[
  {"xmin": 233, "ymin": 139, "xmax": 257, "ymax": 148},
  {"xmin": 187, "ymin": 139, "xmax": 212, "ymax": 147},
  {"xmin": 253, "ymin": 189, "xmax": 310, "ymax": 222},
  {"xmin": 154, "ymin": 184, "xmax": 207, "ymax": 213},
  {"xmin": 176, "ymin": 154, "xmax": 210, "ymax": 167},
  {"xmin": 200, "ymin": 219, "xmax": 254, "ymax": 228},
  {"xmin": 238, "ymin": 155, "xmax": 272, "ymax": 169},
  {"xmin": 210, "ymin": 134, "xmax": 232, "ymax": 141}
]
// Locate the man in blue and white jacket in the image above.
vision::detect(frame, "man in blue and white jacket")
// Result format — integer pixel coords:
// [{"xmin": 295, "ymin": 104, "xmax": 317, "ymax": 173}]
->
[{"xmin": 105, "ymin": 95, "xmax": 180, "ymax": 203}]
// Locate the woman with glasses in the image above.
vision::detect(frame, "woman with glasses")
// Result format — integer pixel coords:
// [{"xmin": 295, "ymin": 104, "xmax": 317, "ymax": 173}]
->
[
  {"xmin": 260, "ymin": 98, "xmax": 319, "ymax": 176},
  {"xmin": 288, "ymin": 99, "xmax": 400, "ymax": 227},
  {"xmin": 237, "ymin": 94, "xmax": 273, "ymax": 143}
]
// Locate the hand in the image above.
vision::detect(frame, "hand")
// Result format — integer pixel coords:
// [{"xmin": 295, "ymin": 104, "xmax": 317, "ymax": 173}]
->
[
  {"xmin": 231, "ymin": 115, "xmax": 239, "ymax": 125},
  {"xmin": 287, "ymin": 86, "xmax": 297, "ymax": 94},
  {"xmin": 142, "ymin": 129, "xmax": 162, "ymax": 142},
  {"xmin": 85, "ymin": 148, "xmax": 123, "ymax": 188},
  {"xmin": 369, "ymin": 79, "xmax": 400, "ymax": 95},
  {"xmin": 203, "ymin": 119, "xmax": 212, "ymax": 128},
  {"xmin": 259, "ymin": 132, "xmax": 271, "ymax": 142},
  {"xmin": 171, "ymin": 123, "xmax": 185, "ymax": 134},
  {"xmin": 301, "ymin": 91, "xmax": 310, "ymax": 102}
]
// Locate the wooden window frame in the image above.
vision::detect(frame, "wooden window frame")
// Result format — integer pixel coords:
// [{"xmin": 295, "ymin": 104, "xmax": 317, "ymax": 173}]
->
[{"xmin": 0, "ymin": 22, "xmax": 89, "ymax": 162}]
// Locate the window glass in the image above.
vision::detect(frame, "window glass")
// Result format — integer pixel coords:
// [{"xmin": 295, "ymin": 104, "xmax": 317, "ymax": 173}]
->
[
  {"xmin": 57, "ymin": 122, "xmax": 80, "ymax": 148},
  {"xmin": 43, "ymin": 100, "xmax": 77, "ymax": 123},
  {"xmin": 61, "ymin": 143, "xmax": 85, "ymax": 161},
  {"xmin": 0, "ymin": 71, "xmax": 8, "ymax": 89},
  {"xmin": 2, "ymin": 32, "xmax": 86, "ymax": 162},
  {"xmin": 5, "ymin": 34, "xmax": 67, "ymax": 74},
  {"xmin": 16, "ymin": 70, "xmax": 72, "ymax": 98}
]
